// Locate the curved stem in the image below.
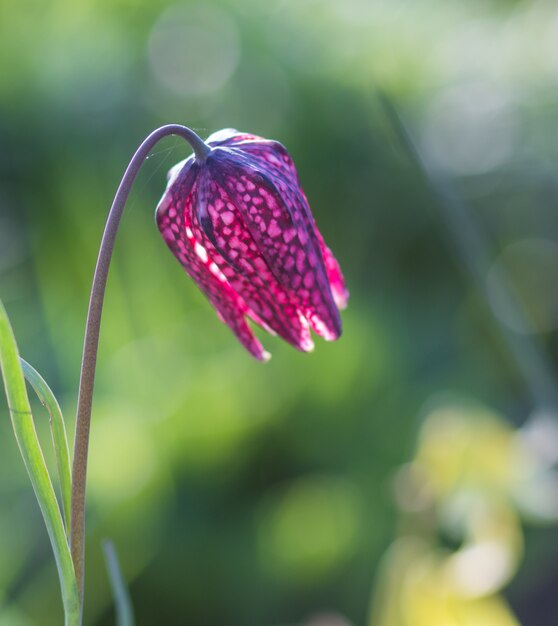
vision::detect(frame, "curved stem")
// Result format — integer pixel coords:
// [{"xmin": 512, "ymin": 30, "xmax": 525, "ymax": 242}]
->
[{"xmin": 70, "ymin": 125, "xmax": 210, "ymax": 607}]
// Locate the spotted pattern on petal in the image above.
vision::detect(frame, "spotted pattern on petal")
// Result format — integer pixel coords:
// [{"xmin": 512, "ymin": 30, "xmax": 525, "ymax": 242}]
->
[
  {"xmin": 316, "ymin": 231, "xmax": 349, "ymax": 309},
  {"xmin": 192, "ymin": 169, "xmax": 314, "ymax": 351},
  {"xmin": 229, "ymin": 140, "xmax": 299, "ymax": 184},
  {"xmin": 230, "ymin": 140, "xmax": 349, "ymax": 312},
  {"xmin": 207, "ymin": 150, "xmax": 342, "ymax": 341},
  {"xmin": 156, "ymin": 165, "xmax": 269, "ymax": 361}
]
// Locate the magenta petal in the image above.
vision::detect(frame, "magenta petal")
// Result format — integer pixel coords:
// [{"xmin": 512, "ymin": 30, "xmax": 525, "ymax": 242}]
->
[
  {"xmin": 317, "ymin": 232, "xmax": 349, "ymax": 310},
  {"xmin": 227, "ymin": 139, "xmax": 299, "ymax": 185},
  {"xmin": 156, "ymin": 169, "xmax": 269, "ymax": 361},
  {"xmin": 206, "ymin": 128, "xmax": 264, "ymax": 146},
  {"xmin": 218, "ymin": 138, "xmax": 349, "ymax": 312},
  {"xmin": 208, "ymin": 151, "xmax": 342, "ymax": 341},
  {"xmin": 192, "ymin": 170, "xmax": 314, "ymax": 352}
]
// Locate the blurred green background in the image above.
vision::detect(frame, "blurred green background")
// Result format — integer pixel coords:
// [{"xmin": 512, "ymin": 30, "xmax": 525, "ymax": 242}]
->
[{"xmin": 2, "ymin": 0, "xmax": 558, "ymax": 624}]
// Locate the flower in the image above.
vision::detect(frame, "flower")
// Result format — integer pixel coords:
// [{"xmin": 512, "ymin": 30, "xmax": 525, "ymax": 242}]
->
[{"xmin": 156, "ymin": 129, "xmax": 348, "ymax": 360}]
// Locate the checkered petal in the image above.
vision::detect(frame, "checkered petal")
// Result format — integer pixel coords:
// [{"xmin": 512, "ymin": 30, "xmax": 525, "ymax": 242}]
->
[
  {"xmin": 191, "ymin": 168, "xmax": 314, "ymax": 352},
  {"xmin": 156, "ymin": 163, "xmax": 269, "ymax": 361},
  {"xmin": 206, "ymin": 148, "xmax": 342, "ymax": 341},
  {"xmin": 209, "ymin": 132, "xmax": 349, "ymax": 311}
]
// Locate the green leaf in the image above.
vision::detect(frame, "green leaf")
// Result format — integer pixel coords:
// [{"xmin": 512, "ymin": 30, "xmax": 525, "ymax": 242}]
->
[
  {"xmin": 103, "ymin": 540, "xmax": 135, "ymax": 626},
  {"xmin": 0, "ymin": 300, "xmax": 80, "ymax": 626},
  {"xmin": 20, "ymin": 358, "xmax": 72, "ymax": 535}
]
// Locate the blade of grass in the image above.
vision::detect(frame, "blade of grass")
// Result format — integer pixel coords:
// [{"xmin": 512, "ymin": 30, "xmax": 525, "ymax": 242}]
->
[
  {"xmin": 379, "ymin": 91, "xmax": 558, "ymax": 412},
  {"xmin": 0, "ymin": 300, "xmax": 80, "ymax": 626},
  {"xmin": 20, "ymin": 358, "xmax": 72, "ymax": 534},
  {"xmin": 102, "ymin": 540, "xmax": 135, "ymax": 626}
]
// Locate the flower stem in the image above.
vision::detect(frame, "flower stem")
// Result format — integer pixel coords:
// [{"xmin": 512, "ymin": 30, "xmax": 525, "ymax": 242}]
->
[{"xmin": 70, "ymin": 125, "xmax": 210, "ymax": 608}]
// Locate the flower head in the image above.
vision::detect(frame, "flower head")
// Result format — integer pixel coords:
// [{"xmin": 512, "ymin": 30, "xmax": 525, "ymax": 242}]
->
[{"xmin": 156, "ymin": 129, "xmax": 349, "ymax": 360}]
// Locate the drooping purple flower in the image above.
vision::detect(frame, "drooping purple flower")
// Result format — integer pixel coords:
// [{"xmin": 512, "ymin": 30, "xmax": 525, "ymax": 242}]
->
[{"xmin": 156, "ymin": 129, "xmax": 349, "ymax": 360}]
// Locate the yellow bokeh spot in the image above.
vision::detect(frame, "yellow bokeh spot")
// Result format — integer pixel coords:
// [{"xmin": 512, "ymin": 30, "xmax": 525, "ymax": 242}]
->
[
  {"xmin": 88, "ymin": 400, "xmax": 159, "ymax": 503},
  {"xmin": 258, "ymin": 475, "xmax": 361, "ymax": 582}
]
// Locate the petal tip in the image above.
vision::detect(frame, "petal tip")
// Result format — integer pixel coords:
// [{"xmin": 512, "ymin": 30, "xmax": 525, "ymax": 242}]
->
[
  {"xmin": 301, "ymin": 337, "xmax": 315, "ymax": 352},
  {"xmin": 334, "ymin": 289, "xmax": 350, "ymax": 310}
]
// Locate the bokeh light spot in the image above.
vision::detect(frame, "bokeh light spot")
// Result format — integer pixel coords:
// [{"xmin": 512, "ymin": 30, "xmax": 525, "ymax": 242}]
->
[
  {"xmin": 148, "ymin": 3, "xmax": 240, "ymax": 96},
  {"xmin": 447, "ymin": 540, "xmax": 515, "ymax": 597},
  {"xmin": 89, "ymin": 404, "xmax": 158, "ymax": 503},
  {"xmin": 421, "ymin": 82, "xmax": 517, "ymax": 175},
  {"xmin": 257, "ymin": 475, "xmax": 361, "ymax": 581}
]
